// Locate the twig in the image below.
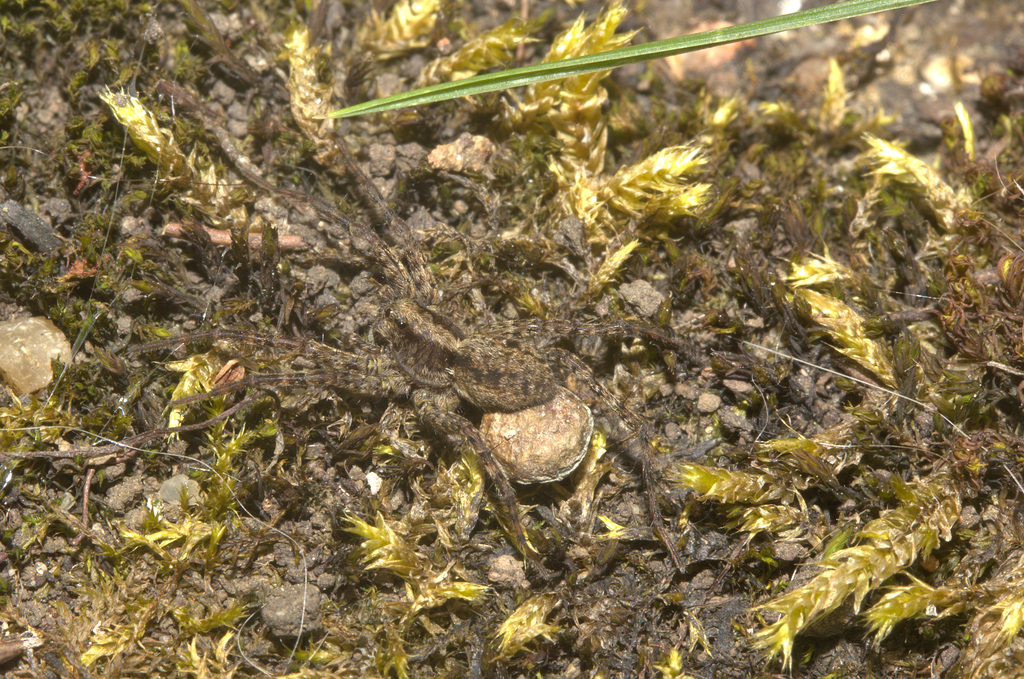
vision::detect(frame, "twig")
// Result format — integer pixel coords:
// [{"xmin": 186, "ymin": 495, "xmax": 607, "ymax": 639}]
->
[
  {"xmin": 71, "ymin": 467, "xmax": 95, "ymax": 547},
  {"xmin": 162, "ymin": 221, "xmax": 306, "ymax": 250}
]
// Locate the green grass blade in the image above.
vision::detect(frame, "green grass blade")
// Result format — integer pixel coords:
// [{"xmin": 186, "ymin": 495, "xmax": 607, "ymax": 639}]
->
[{"xmin": 330, "ymin": 0, "xmax": 936, "ymax": 119}]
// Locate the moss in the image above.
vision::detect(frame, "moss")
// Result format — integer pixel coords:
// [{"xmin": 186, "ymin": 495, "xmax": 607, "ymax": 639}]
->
[{"xmin": 3, "ymin": 1, "xmax": 1024, "ymax": 677}]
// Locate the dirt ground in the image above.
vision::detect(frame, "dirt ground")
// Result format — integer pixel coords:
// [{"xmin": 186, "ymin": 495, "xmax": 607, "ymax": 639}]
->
[{"xmin": 2, "ymin": 0, "xmax": 1024, "ymax": 677}]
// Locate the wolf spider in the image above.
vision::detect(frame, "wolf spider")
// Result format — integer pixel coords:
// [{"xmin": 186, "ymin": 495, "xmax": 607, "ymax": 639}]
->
[{"xmin": 138, "ymin": 127, "xmax": 689, "ymax": 572}]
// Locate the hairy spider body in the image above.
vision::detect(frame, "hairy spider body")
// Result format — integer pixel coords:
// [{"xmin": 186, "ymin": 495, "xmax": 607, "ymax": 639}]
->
[
  {"xmin": 134, "ymin": 119, "xmax": 685, "ymax": 570},
  {"xmin": 375, "ymin": 299, "xmax": 559, "ymax": 413}
]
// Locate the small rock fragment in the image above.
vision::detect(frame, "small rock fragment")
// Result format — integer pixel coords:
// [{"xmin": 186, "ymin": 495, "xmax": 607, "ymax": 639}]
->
[
  {"xmin": 675, "ymin": 383, "xmax": 699, "ymax": 400},
  {"xmin": 664, "ymin": 422, "xmax": 682, "ymax": 440},
  {"xmin": 106, "ymin": 475, "xmax": 147, "ymax": 512},
  {"xmin": 21, "ymin": 563, "xmax": 48, "ymax": 590},
  {"xmin": 0, "ymin": 317, "xmax": 72, "ymax": 395},
  {"xmin": 619, "ymin": 279, "xmax": 664, "ymax": 318},
  {"xmin": 718, "ymin": 408, "xmax": 752, "ymax": 434},
  {"xmin": 263, "ymin": 583, "xmax": 323, "ymax": 637},
  {"xmin": 367, "ymin": 143, "xmax": 396, "ymax": 177},
  {"xmin": 157, "ymin": 474, "xmax": 203, "ymax": 506},
  {"xmin": 722, "ymin": 378, "xmax": 753, "ymax": 395},
  {"xmin": 696, "ymin": 392, "xmax": 721, "ymax": 414},
  {"xmin": 427, "ymin": 133, "xmax": 496, "ymax": 173},
  {"xmin": 39, "ymin": 198, "xmax": 73, "ymax": 229},
  {"xmin": 480, "ymin": 387, "xmax": 593, "ymax": 484},
  {"xmin": 374, "ymin": 73, "xmax": 403, "ymax": 99},
  {"xmin": 554, "ymin": 215, "xmax": 587, "ymax": 257},
  {"xmin": 487, "ymin": 554, "xmax": 528, "ymax": 589},
  {"xmin": 365, "ymin": 471, "xmax": 383, "ymax": 495}
]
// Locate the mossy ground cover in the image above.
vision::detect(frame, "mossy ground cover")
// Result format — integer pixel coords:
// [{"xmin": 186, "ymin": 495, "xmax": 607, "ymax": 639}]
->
[{"xmin": 1, "ymin": 1, "xmax": 1023, "ymax": 677}]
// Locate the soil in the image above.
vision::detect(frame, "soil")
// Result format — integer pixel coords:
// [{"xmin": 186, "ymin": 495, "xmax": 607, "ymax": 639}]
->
[{"xmin": 1, "ymin": 1, "xmax": 1024, "ymax": 678}]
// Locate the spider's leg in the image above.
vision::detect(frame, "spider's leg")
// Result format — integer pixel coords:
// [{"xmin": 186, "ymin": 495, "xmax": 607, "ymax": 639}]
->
[
  {"xmin": 198, "ymin": 121, "xmax": 419, "ymax": 301},
  {"xmin": 137, "ymin": 329, "xmax": 318, "ymax": 356},
  {"xmin": 283, "ymin": 184, "xmax": 419, "ymax": 302},
  {"xmin": 410, "ymin": 389, "xmax": 539, "ymax": 565},
  {"xmin": 4, "ymin": 390, "xmax": 272, "ymax": 463},
  {"xmin": 145, "ymin": 330, "xmax": 408, "ymax": 419},
  {"xmin": 552, "ymin": 349, "xmax": 685, "ymax": 575},
  {"xmin": 159, "ymin": 79, "xmax": 430, "ymax": 301},
  {"xmin": 528, "ymin": 317, "xmax": 694, "ymax": 360},
  {"xmin": 334, "ymin": 136, "xmax": 434, "ymax": 302}
]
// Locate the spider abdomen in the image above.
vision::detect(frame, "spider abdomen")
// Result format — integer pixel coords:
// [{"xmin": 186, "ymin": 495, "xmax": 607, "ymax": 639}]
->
[{"xmin": 453, "ymin": 336, "xmax": 559, "ymax": 412}]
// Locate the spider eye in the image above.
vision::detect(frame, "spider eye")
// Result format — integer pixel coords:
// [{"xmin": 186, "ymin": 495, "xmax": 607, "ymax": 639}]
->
[{"xmin": 384, "ymin": 308, "xmax": 406, "ymax": 329}]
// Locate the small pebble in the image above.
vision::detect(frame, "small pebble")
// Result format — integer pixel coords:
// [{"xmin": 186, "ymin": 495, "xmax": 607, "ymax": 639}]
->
[
  {"xmin": 619, "ymin": 279, "xmax": 664, "ymax": 318},
  {"xmin": 0, "ymin": 316, "xmax": 72, "ymax": 395},
  {"xmin": 365, "ymin": 471, "xmax": 383, "ymax": 495},
  {"xmin": 367, "ymin": 143, "xmax": 396, "ymax": 177},
  {"xmin": 723, "ymin": 379, "xmax": 753, "ymax": 395},
  {"xmin": 21, "ymin": 563, "xmax": 48, "ymax": 590},
  {"xmin": 697, "ymin": 392, "xmax": 721, "ymax": 413},
  {"xmin": 675, "ymin": 383, "xmax": 699, "ymax": 400},
  {"xmin": 263, "ymin": 583, "xmax": 323, "ymax": 637},
  {"xmin": 487, "ymin": 554, "xmax": 528, "ymax": 589},
  {"xmin": 158, "ymin": 474, "xmax": 202, "ymax": 506},
  {"xmin": 427, "ymin": 133, "xmax": 496, "ymax": 173}
]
